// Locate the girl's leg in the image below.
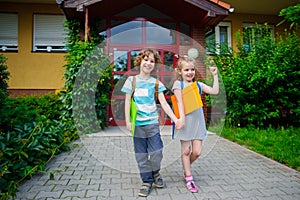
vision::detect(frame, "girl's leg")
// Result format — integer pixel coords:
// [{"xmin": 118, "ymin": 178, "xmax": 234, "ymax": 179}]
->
[
  {"xmin": 190, "ymin": 140, "xmax": 202, "ymax": 165},
  {"xmin": 181, "ymin": 140, "xmax": 199, "ymax": 193},
  {"xmin": 181, "ymin": 140, "xmax": 192, "ymax": 176}
]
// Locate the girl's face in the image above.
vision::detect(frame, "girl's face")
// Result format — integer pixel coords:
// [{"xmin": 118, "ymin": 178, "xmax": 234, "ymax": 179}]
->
[
  {"xmin": 179, "ymin": 61, "xmax": 195, "ymax": 82},
  {"xmin": 140, "ymin": 53, "xmax": 155, "ymax": 75}
]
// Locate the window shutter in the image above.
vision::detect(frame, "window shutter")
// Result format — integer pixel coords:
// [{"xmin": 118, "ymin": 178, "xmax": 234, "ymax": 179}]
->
[
  {"xmin": 33, "ymin": 14, "xmax": 67, "ymax": 52},
  {"xmin": 0, "ymin": 13, "xmax": 18, "ymax": 51}
]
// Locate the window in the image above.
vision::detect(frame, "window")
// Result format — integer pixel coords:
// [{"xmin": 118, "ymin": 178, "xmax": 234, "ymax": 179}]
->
[
  {"xmin": 206, "ymin": 22, "xmax": 231, "ymax": 54},
  {"xmin": 33, "ymin": 14, "xmax": 67, "ymax": 52},
  {"xmin": 146, "ymin": 21, "xmax": 176, "ymax": 44},
  {"xmin": 243, "ymin": 23, "xmax": 274, "ymax": 52},
  {"xmin": 110, "ymin": 20, "xmax": 142, "ymax": 44},
  {"xmin": 0, "ymin": 13, "xmax": 18, "ymax": 52}
]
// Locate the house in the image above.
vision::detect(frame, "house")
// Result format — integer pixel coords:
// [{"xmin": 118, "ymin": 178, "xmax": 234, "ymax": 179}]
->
[{"xmin": 0, "ymin": 0, "xmax": 296, "ymax": 126}]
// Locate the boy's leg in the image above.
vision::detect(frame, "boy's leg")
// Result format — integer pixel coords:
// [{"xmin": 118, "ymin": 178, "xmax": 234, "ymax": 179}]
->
[
  {"xmin": 148, "ymin": 132, "xmax": 163, "ymax": 172},
  {"xmin": 134, "ymin": 126, "xmax": 153, "ymax": 184},
  {"xmin": 146, "ymin": 125, "xmax": 164, "ymax": 188},
  {"xmin": 149, "ymin": 133, "xmax": 164, "ymax": 188}
]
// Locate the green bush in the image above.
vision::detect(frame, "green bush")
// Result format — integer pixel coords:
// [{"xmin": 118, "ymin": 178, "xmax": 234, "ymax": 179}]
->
[
  {"xmin": 0, "ymin": 54, "xmax": 10, "ymax": 107},
  {"xmin": 278, "ymin": 3, "xmax": 300, "ymax": 29},
  {"xmin": 60, "ymin": 20, "xmax": 112, "ymax": 134},
  {"xmin": 214, "ymin": 30, "xmax": 300, "ymax": 127},
  {"xmin": 0, "ymin": 119, "xmax": 76, "ymax": 199},
  {"xmin": 0, "ymin": 94, "xmax": 61, "ymax": 132},
  {"xmin": 0, "ymin": 94, "xmax": 77, "ymax": 199}
]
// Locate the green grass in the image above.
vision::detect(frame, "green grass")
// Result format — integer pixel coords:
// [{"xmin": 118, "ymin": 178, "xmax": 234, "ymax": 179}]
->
[{"xmin": 210, "ymin": 125, "xmax": 300, "ymax": 171}]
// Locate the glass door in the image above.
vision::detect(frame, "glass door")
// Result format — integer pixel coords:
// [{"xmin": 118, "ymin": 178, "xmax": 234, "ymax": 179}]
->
[{"xmin": 109, "ymin": 48, "xmax": 177, "ymax": 126}]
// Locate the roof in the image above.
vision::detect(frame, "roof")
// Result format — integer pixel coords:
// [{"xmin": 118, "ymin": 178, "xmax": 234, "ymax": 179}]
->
[{"xmin": 59, "ymin": 0, "xmax": 230, "ymax": 31}]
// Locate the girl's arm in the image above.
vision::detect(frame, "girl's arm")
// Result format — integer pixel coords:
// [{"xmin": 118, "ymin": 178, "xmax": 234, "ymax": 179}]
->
[
  {"xmin": 124, "ymin": 93, "xmax": 132, "ymax": 131},
  {"xmin": 158, "ymin": 92, "xmax": 183, "ymax": 129},
  {"xmin": 202, "ymin": 67, "xmax": 219, "ymax": 95},
  {"xmin": 173, "ymin": 88, "xmax": 185, "ymax": 125}
]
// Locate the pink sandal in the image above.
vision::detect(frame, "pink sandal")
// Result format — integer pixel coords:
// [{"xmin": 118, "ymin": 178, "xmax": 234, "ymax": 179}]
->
[
  {"xmin": 186, "ymin": 180, "xmax": 199, "ymax": 193},
  {"xmin": 185, "ymin": 175, "xmax": 199, "ymax": 193}
]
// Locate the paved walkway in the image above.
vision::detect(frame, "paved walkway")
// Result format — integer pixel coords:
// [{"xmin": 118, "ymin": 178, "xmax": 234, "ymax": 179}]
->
[{"xmin": 13, "ymin": 126, "xmax": 300, "ymax": 200}]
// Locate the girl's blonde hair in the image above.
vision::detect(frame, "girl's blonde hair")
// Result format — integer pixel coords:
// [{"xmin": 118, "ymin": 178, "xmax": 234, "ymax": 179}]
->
[
  {"xmin": 134, "ymin": 48, "xmax": 162, "ymax": 71},
  {"xmin": 175, "ymin": 55, "xmax": 202, "ymax": 81}
]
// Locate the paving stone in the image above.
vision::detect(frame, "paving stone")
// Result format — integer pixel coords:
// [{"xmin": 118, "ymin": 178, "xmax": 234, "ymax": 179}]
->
[
  {"xmin": 238, "ymin": 189, "xmax": 264, "ymax": 198},
  {"xmin": 11, "ymin": 129, "xmax": 300, "ymax": 200},
  {"xmin": 35, "ymin": 191, "xmax": 63, "ymax": 199},
  {"xmin": 60, "ymin": 190, "xmax": 86, "ymax": 198}
]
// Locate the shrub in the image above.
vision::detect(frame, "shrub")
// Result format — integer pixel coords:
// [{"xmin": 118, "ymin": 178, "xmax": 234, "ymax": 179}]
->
[
  {"xmin": 0, "ymin": 93, "xmax": 77, "ymax": 199},
  {"xmin": 0, "ymin": 94, "xmax": 61, "ymax": 132},
  {"xmin": 60, "ymin": 20, "xmax": 112, "ymax": 134},
  {"xmin": 0, "ymin": 119, "xmax": 76, "ymax": 199},
  {"xmin": 214, "ymin": 30, "xmax": 300, "ymax": 127},
  {"xmin": 0, "ymin": 54, "xmax": 10, "ymax": 107}
]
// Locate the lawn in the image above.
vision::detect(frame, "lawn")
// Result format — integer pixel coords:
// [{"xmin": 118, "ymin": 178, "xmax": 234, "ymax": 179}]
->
[{"xmin": 209, "ymin": 125, "xmax": 300, "ymax": 171}]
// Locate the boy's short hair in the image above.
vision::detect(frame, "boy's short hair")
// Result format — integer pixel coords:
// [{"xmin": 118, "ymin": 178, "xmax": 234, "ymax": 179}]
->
[{"xmin": 134, "ymin": 49, "xmax": 162, "ymax": 70}]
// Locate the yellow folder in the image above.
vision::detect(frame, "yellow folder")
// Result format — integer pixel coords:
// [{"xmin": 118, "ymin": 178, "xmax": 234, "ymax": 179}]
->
[{"xmin": 171, "ymin": 82, "xmax": 203, "ymax": 118}]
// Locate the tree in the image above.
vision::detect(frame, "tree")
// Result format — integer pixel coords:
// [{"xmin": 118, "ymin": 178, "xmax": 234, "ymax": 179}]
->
[{"xmin": 278, "ymin": 3, "xmax": 300, "ymax": 29}]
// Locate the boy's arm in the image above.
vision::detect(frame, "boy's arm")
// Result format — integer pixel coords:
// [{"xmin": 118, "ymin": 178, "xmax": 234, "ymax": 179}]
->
[
  {"xmin": 124, "ymin": 93, "xmax": 132, "ymax": 131},
  {"xmin": 158, "ymin": 92, "xmax": 183, "ymax": 129}
]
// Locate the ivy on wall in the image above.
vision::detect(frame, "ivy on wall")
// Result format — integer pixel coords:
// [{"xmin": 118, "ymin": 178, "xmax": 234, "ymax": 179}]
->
[{"xmin": 60, "ymin": 19, "xmax": 112, "ymax": 134}]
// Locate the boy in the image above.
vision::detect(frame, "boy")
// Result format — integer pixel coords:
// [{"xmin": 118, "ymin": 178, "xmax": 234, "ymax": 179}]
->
[{"xmin": 121, "ymin": 49, "xmax": 183, "ymax": 197}]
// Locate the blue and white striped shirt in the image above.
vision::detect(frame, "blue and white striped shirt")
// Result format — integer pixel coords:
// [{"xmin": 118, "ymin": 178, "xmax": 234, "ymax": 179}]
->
[{"xmin": 121, "ymin": 75, "xmax": 166, "ymax": 126}]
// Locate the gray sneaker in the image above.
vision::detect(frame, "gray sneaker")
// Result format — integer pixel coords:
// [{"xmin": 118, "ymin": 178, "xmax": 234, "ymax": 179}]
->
[
  {"xmin": 138, "ymin": 183, "xmax": 152, "ymax": 197},
  {"xmin": 153, "ymin": 173, "xmax": 164, "ymax": 188}
]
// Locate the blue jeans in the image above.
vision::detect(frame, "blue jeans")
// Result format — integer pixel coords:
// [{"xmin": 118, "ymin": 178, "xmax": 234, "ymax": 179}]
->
[{"xmin": 133, "ymin": 124, "xmax": 163, "ymax": 184}]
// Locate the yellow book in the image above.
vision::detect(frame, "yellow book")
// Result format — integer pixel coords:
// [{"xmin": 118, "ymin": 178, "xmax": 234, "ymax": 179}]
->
[{"xmin": 171, "ymin": 82, "xmax": 203, "ymax": 117}]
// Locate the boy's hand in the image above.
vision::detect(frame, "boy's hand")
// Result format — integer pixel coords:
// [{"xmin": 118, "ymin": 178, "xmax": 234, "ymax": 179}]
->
[
  {"xmin": 175, "ymin": 118, "xmax": 185, "ymax": 130},
  {"xmin": 126, "ymin": 122, "xmax": 132, "ymax": 132}
]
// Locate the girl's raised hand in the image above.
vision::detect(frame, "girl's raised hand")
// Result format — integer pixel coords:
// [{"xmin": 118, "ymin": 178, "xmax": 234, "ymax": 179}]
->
[{"xmin": 209, "ymin": 67, "xmax": 218, "ymax": 76}]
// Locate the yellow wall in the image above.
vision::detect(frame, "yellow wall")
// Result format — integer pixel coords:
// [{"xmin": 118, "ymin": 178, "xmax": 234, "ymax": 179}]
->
[
  {"xmin": 224, "ymin": 13, "xmax": 291, "ymax": 52},
  {"xmin": 0, "ymin": 3, "xmax": 66, "ymax": 90}
]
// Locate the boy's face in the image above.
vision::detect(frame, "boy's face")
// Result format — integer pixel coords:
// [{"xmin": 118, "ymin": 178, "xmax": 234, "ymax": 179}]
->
[
  {"xmin": 140, "ymin": 53, "xmax": 155, "ymax": 75},
  {"xmin": 179, "ymin": 61, "xmax": 195, "ymax": 82}
]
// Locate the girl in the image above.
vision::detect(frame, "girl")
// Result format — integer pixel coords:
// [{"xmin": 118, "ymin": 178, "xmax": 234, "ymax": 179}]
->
[
  {"xmin": 121, "ymin": 49, "xmax": 183, "ymax": 197},
  {"xmin": 172, "ymin": 55, "xmax": 219, "ymax": 193}
]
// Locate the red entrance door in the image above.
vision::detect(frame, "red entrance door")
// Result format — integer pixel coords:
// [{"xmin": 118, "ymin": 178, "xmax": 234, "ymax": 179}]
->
[{"xmin": 108, "ymin": 48, "xmax": 177, "ymax": 126}]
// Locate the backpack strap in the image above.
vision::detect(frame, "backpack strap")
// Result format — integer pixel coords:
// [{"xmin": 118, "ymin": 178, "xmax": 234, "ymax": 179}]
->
[
  {"xmin": 155, "ymin": 79, "xmax": 159, "ymax": 102},
  {"xmin": 196, "ymin": 82, "xmax": 202, "ymax": 95},
  {"xmin": 180, "ymin": 81, "xmax": 184, "ymax": 89},
  {"xmin": 131, "ymin": 76, "xmax": 136, "ymax": 99}
]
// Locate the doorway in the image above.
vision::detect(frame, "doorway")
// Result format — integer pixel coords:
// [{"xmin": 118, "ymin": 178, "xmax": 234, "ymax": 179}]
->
[{"xmin": 109, "ymin": 48, "xmax": 177, "ymax": 126}]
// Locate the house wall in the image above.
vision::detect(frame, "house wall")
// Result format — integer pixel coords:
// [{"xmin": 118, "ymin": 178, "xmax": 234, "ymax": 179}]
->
[
  {"xmin": 0, "ymin": 3, "xmax": 66, "ymax": 95},
  {"xmin": 224, "ymin": 13, "xmax": 291, "ymax": 52},
  {"xmin": 1, "ymin": 1, "xmax": 295, "ymax": 96}
]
